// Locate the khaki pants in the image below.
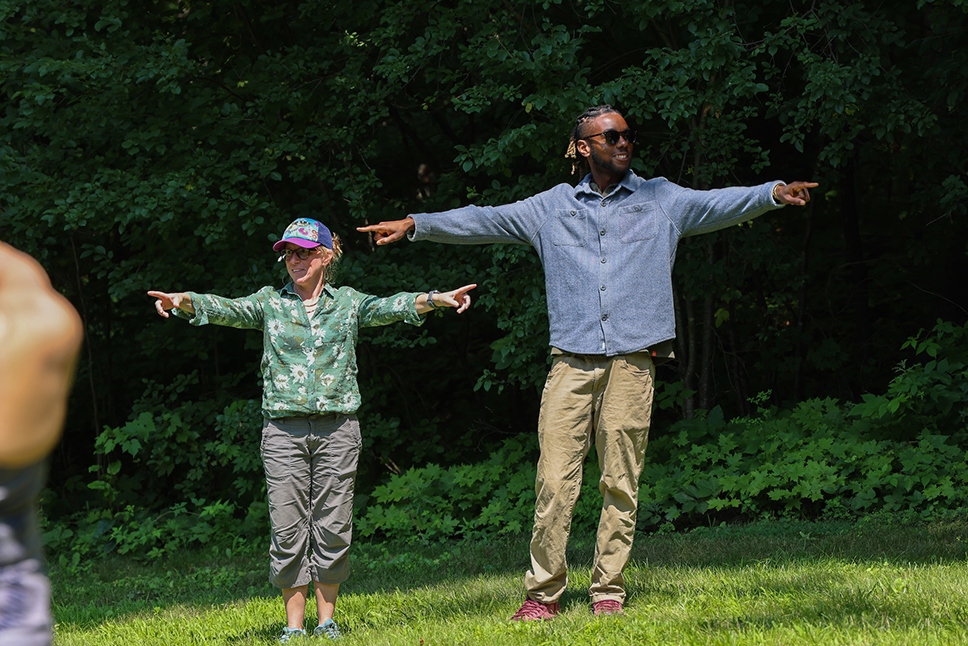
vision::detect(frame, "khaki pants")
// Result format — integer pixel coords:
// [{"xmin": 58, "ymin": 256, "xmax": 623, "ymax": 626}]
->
[{"xmin": 525, "ymin": 350, "xmax": 655, "ymax": 604}]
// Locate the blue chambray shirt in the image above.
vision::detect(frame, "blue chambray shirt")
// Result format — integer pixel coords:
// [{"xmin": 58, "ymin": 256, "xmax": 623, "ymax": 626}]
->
[
  {"xmin": 174, "ymin": 283, "xmax": 424, "ymax": 417},
  {"xmin": 410, "ymin": 170, "xmax": 784, "ymax": 356}
]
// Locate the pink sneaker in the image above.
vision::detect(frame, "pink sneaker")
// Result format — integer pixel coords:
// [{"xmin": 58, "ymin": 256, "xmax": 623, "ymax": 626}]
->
[
  {"xmin": 509, "ymin": 598, "xmax": 560, "ymax": 621},
  {"xmin": 592, "ymin": 599, "xmax": 625, "ymax": 616}
]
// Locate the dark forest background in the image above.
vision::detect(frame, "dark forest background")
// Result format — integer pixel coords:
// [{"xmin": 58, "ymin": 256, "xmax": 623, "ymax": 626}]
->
[{"xmin": 1, "ymin": 0, "xmax": 966, "ymax": 546}]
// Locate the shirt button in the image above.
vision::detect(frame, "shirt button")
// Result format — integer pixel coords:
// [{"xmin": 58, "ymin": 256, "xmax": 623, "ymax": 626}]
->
[
  {"xmin": 570, "ymin": 210, "xmax": 577, "ymax": 216},
  {"xmin": 600, "ymin": 229, "xmax": 606, "ymax": 236},
  {"xmin": 602, "ymin": 314, "xmax": 609, "ymax": 321},
  {"xmin": 600, "ymin": 285, "xmax": 606, "ymax": 291},
  {"xmin": 601, "ymin": 257, "xmax": 606, "ymax": 263}
]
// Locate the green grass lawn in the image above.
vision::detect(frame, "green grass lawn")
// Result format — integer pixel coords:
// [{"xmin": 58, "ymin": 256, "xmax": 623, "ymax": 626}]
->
[{"xmin": 51, "ymin": 520, "xmax": 968, "ymax": 645}]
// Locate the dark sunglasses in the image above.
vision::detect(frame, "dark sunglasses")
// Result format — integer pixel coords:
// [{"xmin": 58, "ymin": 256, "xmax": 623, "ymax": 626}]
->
[
  {"xmin": 584, "ymin": 129, "xmax": 635, "ymax": 146},
  {"xmin": 279, "ymin": 247, "xmax": 320, "ymax": 262}
]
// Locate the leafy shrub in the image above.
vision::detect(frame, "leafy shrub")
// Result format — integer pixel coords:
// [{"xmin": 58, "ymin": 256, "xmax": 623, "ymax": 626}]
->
[
  {"xmin": 46, "ymin": 321, "xmax": 968, "ymax": 554},
  {"xmin": 45, "ymin": 383, "xmax": 267, "ymax": 561},
  {"xmin": 638, "ymin": 320, "xmax": 968, "ymax": 528},
  {"xmin": 637, "ymin": 401, "xmax": 968, "ymax": 528},
  {"xmin": 356, "ymin": 434, "xmax": 543, "ymax": 542},
  {"xmin": 849, "ymin": 320, "xmax": 968, "ymax": 440},
  {"xmin": 357, "ymin": 321, "xmax": 968, "ymax": 541},
  {"xmin": 88, "ymin": 394, "xmax": 266, "ymax": 509}
]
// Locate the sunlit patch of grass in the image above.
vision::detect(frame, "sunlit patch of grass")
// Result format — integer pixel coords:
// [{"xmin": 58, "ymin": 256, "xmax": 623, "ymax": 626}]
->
[{"xmin": 52, "ymin": 521, "xmax": 968, "ymax": 645}]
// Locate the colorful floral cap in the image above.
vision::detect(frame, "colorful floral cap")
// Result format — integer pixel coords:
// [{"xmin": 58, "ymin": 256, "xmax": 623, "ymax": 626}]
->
[{"xmin": 272, "ymin": 218, "xmax": 333, "ymax": 252}]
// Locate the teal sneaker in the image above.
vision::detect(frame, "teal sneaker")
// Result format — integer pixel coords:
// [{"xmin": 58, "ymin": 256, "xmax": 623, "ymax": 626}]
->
[
  {"xmin": 314, "ymin": 618, "xmax": 342, "ymax": 639},
  {"xmin": 279, "ymin": 627, "xmax": 307, "ymax": 643}
]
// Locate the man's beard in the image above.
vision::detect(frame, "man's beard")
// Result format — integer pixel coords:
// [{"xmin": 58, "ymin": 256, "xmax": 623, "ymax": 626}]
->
[{"xmin": 589, "ymin": 146, "xmax": 629, "ymax": 181}]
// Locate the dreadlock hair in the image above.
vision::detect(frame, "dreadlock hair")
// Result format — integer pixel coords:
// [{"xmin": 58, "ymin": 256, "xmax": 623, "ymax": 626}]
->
[{"xmin": 564, "ymin": 104, "xmax": 625, "ymax": 177}]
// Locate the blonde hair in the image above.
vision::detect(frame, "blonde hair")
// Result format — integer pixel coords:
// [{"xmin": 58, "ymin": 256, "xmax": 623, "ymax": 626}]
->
[{"xmin": 321, "ymin": 233, "xmax": 342, "ymax": 285}]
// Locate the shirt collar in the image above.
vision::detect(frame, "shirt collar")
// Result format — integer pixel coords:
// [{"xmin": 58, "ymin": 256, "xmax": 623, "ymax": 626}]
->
[
  {"xmin": 281, "ymin": 282, "xmax": 335, "ymax": 299},
  {"xmin": 574, "ymin": 169, "xmax": 641, "ymax": 198}
]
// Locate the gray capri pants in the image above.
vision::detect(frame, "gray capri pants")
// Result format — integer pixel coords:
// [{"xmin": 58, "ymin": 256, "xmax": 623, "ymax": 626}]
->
[{"xmin": 261, "ymin": 414, "xmax": 361, "ymax": 589}]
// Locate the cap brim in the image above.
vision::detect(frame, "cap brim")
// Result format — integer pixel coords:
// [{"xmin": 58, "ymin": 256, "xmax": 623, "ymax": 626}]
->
[{"xmin": 272, "ymin": 238, "xmax": 320, "ymax": 252}]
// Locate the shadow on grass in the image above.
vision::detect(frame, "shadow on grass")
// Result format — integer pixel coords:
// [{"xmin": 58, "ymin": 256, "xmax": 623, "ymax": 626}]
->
[
  {"xmin": 51, "ymin": 519, "xmax": 968, "ymax": 635},
  {"xmin": 222, "ymin": 625, "xmax": 281, "ymax": 644}
]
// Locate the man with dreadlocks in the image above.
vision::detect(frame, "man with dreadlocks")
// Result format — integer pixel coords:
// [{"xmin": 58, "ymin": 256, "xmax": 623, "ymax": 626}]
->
[{"xmin": 359, "ymin": 105, "xmax": 817, "ymax": 620}]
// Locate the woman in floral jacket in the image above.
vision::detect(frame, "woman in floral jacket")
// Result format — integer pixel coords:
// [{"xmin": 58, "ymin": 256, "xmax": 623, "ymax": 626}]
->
[{"xmin": 148, "ymin": 218, "xmax": 474, "ymax": 642}]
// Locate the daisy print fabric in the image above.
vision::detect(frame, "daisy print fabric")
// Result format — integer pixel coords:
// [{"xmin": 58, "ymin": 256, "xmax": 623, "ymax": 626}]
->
[{"xmin": 175, "ymin": 284, "xmax": 424, "ymax": 417}]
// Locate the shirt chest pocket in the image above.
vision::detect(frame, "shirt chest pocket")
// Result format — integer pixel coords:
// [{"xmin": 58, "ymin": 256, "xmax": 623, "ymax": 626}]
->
[
  {"xmin": 274, "ymin": 324, "xmax": 313, "ymax": 353},
  {"xmin": 617, "ymin": 203, "xmax": 656, "ymax": 243},
  {"xmin": 310, "ymin": 311, "xmax": 352, "ymax": 348},
  {"xmin": 551, "ymin": 208, "xmax": 589, "ymax": 247}
]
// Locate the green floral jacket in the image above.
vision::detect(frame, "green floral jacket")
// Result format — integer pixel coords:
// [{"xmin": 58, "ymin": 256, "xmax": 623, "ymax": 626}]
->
[{"xmin": 175, "ymin": 283, "xmax": 424, "ymax": 417}]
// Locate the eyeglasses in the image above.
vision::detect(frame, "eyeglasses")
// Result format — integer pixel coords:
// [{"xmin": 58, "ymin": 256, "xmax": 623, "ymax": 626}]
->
[
  {"xmin": 279, "ymin": 247, "xmax": 319, "ymax": 262},
  {"xmin": 583, "ymin": 129, "xmax": 635, "ymax": 146}
]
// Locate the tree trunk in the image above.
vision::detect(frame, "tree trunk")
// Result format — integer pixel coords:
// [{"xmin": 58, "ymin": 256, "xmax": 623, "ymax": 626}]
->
[
  {"xmin": 726, "ymin": 324, "xmax": 751, "ymax": 417},
  {"xmin": 793, "ymin": 191, "xmax": 816, "ymax": 401},
  {"xmin": 698, "ymin": 239, "xmax": 717, "ymax": 410},
  {"xmin": 842, "ymin": 159, "xmax": 871, "ymax": 357},
  {"xmin": 70, "ymin": 236, "xmax": 102, "ymax": 473},
  {"xmin": 674, "ymin": 280, "xmax": 696, "ymax": 420}
]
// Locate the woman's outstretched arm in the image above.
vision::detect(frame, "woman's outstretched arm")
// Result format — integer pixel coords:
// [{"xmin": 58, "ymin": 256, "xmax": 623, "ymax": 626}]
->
[
  {"xmin": 147, "ymin": 290, "xmax": 196, "ymax": 317},
  {"xmin": 415, "ymin": 284, "xmax": 477, "ymax": 315}
]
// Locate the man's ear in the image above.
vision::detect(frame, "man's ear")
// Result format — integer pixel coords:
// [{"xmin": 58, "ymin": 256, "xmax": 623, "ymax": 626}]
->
[{"xmin": 575, "ymin": 138, "xmax": 591, "ymax": 159}]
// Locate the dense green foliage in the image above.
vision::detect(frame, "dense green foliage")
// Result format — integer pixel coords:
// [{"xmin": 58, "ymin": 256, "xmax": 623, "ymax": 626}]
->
[
  {"xmin": 42, "ymin": 321, "xmax": 968, "ymax": 557},
  {"xmin": 1, "ymin": 0, "xmax": 966, "ymax": 545},
  {"xmin": 358, "ymin": 321, "xmax": 968, "ymax": 542}
]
